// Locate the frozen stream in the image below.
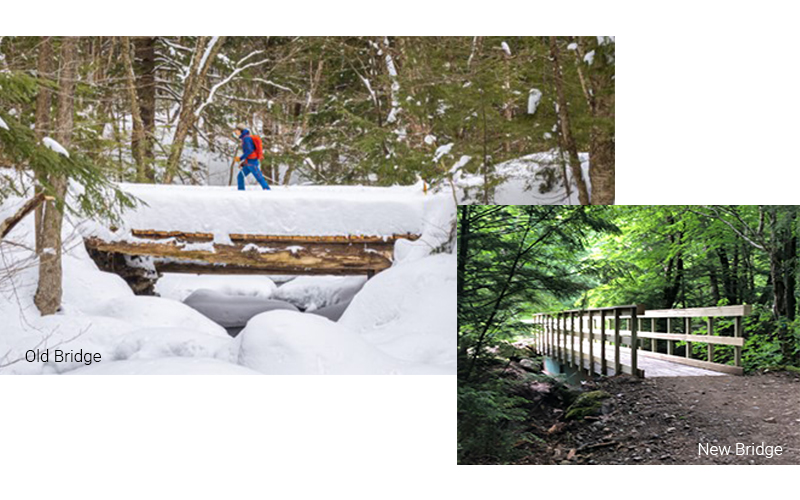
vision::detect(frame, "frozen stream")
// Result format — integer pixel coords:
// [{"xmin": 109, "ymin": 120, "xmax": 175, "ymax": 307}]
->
[{"xmin": 155, "ymin": 274, "xmax": 367, "ymax": 337}]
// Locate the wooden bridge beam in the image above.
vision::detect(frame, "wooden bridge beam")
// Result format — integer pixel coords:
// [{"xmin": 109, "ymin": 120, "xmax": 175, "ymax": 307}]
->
[{"xmin": 84, "ymin": 234, "xmax": 400, "ymax": 277}]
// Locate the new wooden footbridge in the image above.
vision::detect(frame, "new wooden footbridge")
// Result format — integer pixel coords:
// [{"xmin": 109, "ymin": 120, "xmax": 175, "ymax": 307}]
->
[{"xmin": 523, "ymin": 305, "xmax": 751, "ymax": 378}]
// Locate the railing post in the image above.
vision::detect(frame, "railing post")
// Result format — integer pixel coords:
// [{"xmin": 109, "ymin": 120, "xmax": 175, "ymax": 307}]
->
[
  {"xmin": 569, "ymin": 311, "xmax": 575, "ymax": 368},
  {"xmin": 707, "ymin": 317, "xmax": 714, "ymax": 362},
  {"xmin": 651, "ymin": 318, "xmax": 657, "ymax": 352},
  {"xmin": 613, "ymin": 308, "xmax": 621, "ymax": 376},
  {"xmin": 578, "ymin": 311, "xmax": 584, "ymax": 373},
  {"xmin": 556, "ymin": 314, "xmax": 562, "ymax": 363},
  {"xmin": 587, "ymin": 311, "xmax": 594, "ymax": 375},
  {"xmin": 601, "ymin": 310, "xmax": 608, "ymax": 376},
  {"xmin": 630, "ymin": 306, "xmax": 639, "ymax": 377},
  {"xmin": 734, "ymin": 315, "xmax": 742, "ymax": 368},
  {"xmin": 667, "ymin": 317, "xmax": 673, "ymax": 355},
  {"xmin": 685, "ymin": 317, "xmax": 692, "ymax": 359}
]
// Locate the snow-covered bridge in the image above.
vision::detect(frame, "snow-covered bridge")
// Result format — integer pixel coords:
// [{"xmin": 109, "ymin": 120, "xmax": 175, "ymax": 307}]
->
[{"xmin": 82, "ymin": 183, "xmax": 431, "ymax": 292}]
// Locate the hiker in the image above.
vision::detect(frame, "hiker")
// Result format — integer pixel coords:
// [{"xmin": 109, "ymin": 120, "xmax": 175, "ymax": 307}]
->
[{"xmin": 234, "ymin": 124, "xmax": 271, "ymax": 191}]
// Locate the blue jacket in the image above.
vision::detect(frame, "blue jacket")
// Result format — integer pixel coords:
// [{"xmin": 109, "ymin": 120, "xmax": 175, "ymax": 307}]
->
[{"xmin": 239, "ymin": 129, "xmax": 257, "ymax": 165}]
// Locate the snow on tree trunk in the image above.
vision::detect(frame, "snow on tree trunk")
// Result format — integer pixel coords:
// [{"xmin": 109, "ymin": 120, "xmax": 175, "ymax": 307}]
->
[
  {"xmin": 35, "ymin": 36, "xmax": 77, "ymax": 316},
  {"xmin": 383, "ymin": 37, "xmax": 405, "ymax": 141}
]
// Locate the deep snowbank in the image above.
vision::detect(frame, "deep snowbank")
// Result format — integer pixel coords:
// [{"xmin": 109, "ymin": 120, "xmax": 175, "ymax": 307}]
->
[{"xmin": 340, "ymin": 253, "xmax": 456, "ymax": 368}]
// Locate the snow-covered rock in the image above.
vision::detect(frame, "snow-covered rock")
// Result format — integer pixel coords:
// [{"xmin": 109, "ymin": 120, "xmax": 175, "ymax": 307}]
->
[
  {"xmin": 236, "ymin": 310, "xmax": 407, "ymax": 375},
  {"xmin": 271, "ymin": 275, "xmax": 366, "ymax": 311},
  {"xmin": 156, "ymin": 273, "xmax": 277, "ymax": 302}
]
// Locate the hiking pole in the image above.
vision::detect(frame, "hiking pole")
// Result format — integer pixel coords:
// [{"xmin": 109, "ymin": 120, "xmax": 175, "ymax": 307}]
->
[{"xmin": 227, "ymin": 143, "xmax": 240, "ymax": 186}]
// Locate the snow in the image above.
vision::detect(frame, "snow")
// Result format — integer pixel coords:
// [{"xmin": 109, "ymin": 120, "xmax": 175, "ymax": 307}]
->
[
  {"xmin": 67, "ymin": 358, "xmax": 259, "ymax": 375},
  {"xmin": 584, "ymin": 50, "xmax": 595, "ymax": 65},
  {"xmin": 423, "ymin": 134, "xmax": 437, "ymax": 145},
  {"xmin": 196, "ymin": 36, "xmax": 220, "ymax": 74},
  {"xmin": 155, "ymin": 273, "xmax": 277, "ymax": 302},
  {"xmin": 86, "ymin": 184, "xmax": 429, "ymax": 239},
  {"xmin": 528, "ymin": 89, "xmax": 543, "ymax": 115},
  {"xmin": 453, "ymin": 151, "xmax": 591, "ymax": 205},
  {"xmin": 0, "ymin": 172, "xmax": 456, "ymax": 375},
  {"xmin": 501, "ymin": 41, "xmax": 512, "ymax": 56},
  {"xmin": 0, "ymin": 115, "xmax": 8, "ymax": 131},
  {"xmin": 272, "ymin": 275, "xmax": 366, "ymax": 311},
  {"xmin": 432, "ymin": 143, "xmax": 454, "ymax": 163},
  {"xmin": 567, "ymin": 43, "xmax": 578, "ymax": 51},
  {"xmin": 109, "ymin": 327, "xmax": 234, "ymax": 362},
  {"xmin": 42, "ymin": 137, "xmax": 69, "ymax": 157},
  {"xmin": 79, "ymin": 295, "xmax": 229, "ymax": 338},
  {"xmin": 340, "ymin": 253, "xmax": 455, "ymax": 368},
  {"xmin": 236, "ymin": 310, "xmax": 409, "ymax": 375}
]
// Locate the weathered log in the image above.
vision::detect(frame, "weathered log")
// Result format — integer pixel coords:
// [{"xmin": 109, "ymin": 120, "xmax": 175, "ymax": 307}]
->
[
  {"xmin": 84, "ymin": 235, "xmax": 396, "ymax": 275},
  {"xmin": 129, "ymin": 229, "xmax": 419, "ymax": 245}
]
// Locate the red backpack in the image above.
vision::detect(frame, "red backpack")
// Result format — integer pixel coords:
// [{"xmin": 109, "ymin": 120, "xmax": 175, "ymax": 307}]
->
[{"xmin": 251, "ymin": 135, "xmax": 264, "ymax": 160}]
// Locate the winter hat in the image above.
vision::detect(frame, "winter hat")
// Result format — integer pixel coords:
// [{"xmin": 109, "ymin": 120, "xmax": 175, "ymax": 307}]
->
[{"xmin": 235, "ymin": 123, "xmax": 247, "ymax": 132}]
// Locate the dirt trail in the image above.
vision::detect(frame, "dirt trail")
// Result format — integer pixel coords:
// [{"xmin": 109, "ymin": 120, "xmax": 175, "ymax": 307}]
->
[{"xmin": 519, "ymin": 372, "xmax": 800, "ymax": 464}]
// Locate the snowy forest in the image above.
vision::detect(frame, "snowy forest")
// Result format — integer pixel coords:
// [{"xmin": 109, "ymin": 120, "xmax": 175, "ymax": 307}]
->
[
  {"xmin": 0, "ymin": 35, "xmax": 520, "ymax": 375},
  {"xmin": 0, "ymin": 36, "xmax": 614, "ymax": 203},
  {"xmin": 458, "ymin": 206, "xmax": 800, "ymax": 464}
]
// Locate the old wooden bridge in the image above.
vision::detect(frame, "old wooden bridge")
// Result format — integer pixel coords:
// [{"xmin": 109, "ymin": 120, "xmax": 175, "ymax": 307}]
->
[
  {"xmin": 525, "ymin": 304, "xmax": 751, "ymax": 378},
  {"xmin": 81, "ymin": 183, "xmax": 426, "ymax": 293}
]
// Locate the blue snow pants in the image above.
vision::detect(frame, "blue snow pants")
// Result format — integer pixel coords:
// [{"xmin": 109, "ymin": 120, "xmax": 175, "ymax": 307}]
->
[{"xmin": 237, "ymin": 160, "xmax": 271, "ymax": 190}]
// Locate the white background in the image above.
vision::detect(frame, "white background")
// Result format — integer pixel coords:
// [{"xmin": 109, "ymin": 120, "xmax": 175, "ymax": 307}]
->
[{"xmin": 2, "ymin": 2, "xmax": 797, "ymax": 497}]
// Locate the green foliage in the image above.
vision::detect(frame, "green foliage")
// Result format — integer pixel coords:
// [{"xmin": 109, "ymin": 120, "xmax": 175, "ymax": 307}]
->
[
  {"xmin": 457, "ymin": 380, "xmax": 529, "ymax": 464},
  {"xmin": 0, "ymin": 110, "xmax": 135, "ymax": 222}
]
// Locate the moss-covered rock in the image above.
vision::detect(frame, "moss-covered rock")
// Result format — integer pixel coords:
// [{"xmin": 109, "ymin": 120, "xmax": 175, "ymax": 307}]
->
[{"xmin": 565, "ymin": 390, "xmax": 611, "ymax": 420}]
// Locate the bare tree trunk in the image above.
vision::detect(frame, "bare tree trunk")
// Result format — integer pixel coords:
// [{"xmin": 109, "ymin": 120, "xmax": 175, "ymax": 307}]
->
[
  {"xmin": 135, "ymin": 36, "xmax": 157, "ymax": 181},
  {"xmin": 120, "ymin": 36, "xmax": 147, "ymax": 182},
  {"xmin": 35, "ymin": 36, "xmax": 78, "ymax": 316},
  {"xmin": 164, "ymin": 36, "xmax": 226, "ymax": 184},
  {"xmin": 34, "ymin": 36, "xmax": 53, "ymax": 253},
  {"xmin": 549, "ymin": 36, "xmax": 590, "ymax": 205}
]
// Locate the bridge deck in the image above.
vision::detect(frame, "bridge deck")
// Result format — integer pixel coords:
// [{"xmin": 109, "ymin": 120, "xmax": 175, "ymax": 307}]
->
[{"xmin": 521, "ymin": 337, "xmax": 728, "ymax": 378}]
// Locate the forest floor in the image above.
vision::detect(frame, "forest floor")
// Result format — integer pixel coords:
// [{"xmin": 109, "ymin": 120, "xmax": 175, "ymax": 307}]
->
[{"xmin": 515, "ymin": 371, "xmax": 800, "ymax": 465}]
